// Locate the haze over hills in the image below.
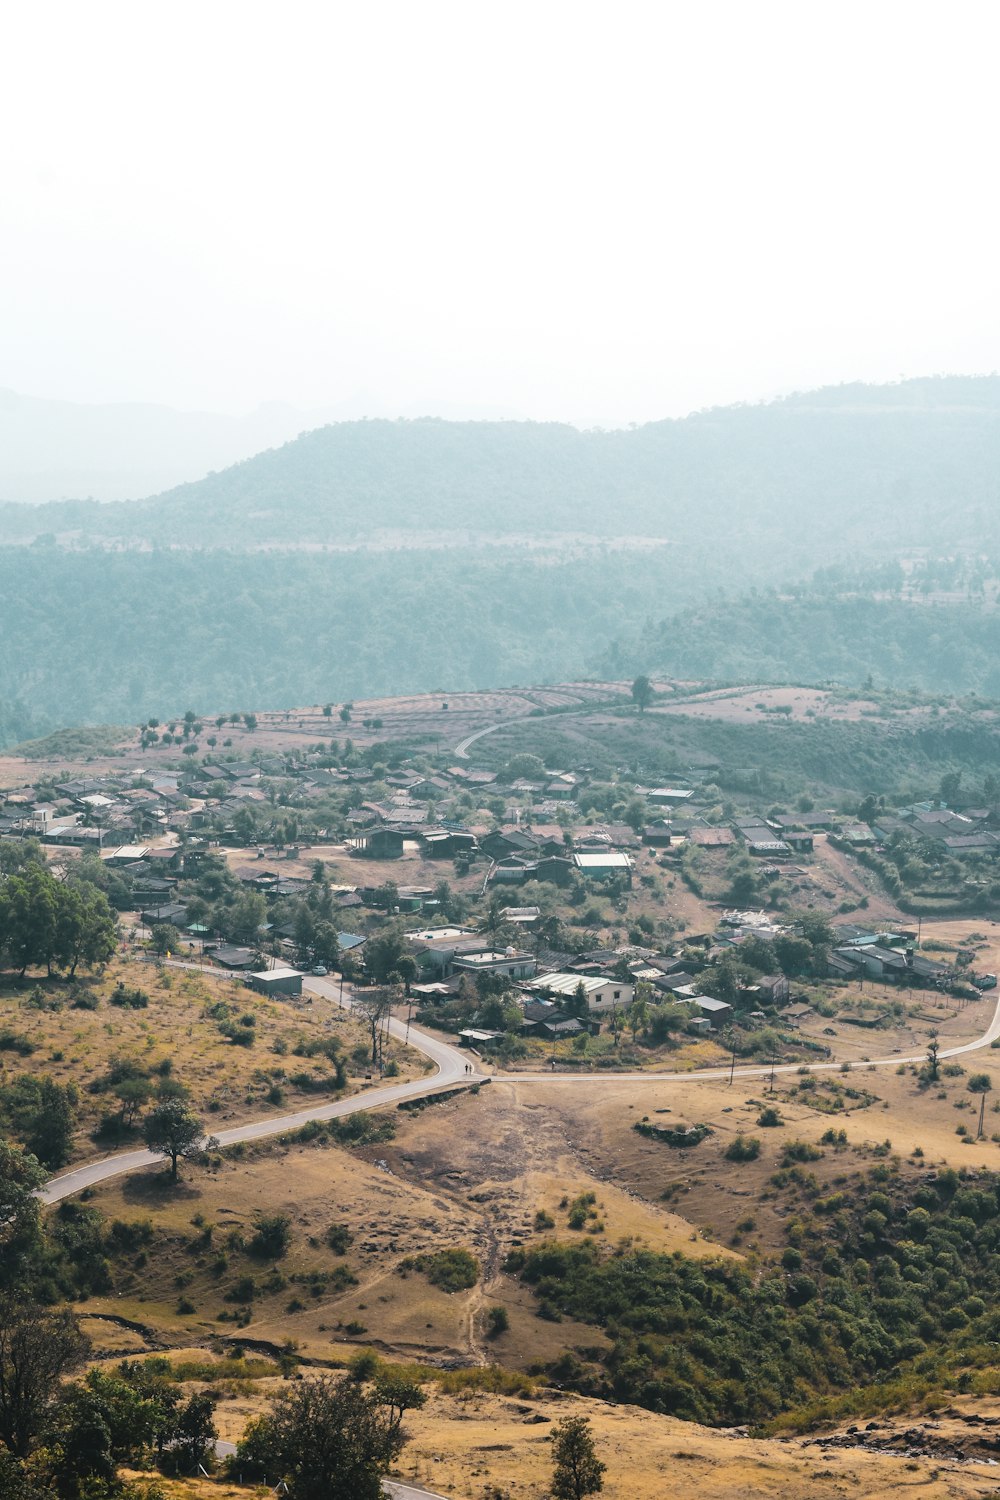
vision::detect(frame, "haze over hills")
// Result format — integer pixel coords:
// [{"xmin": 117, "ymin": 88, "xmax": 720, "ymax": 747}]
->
[
  {"xmin": 3, "ymin": 375, "xmax": 1000, "ymax": 745},
  {"xmin": 2, "ymin": 374, "xmax": 999, "ymax": 557},
  {"xmin": 0, "ymin": 388, "xmax": 527, "ymax": 505}
]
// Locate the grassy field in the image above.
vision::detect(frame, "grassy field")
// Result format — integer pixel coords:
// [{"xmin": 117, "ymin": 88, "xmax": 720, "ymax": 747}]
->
[{"xmin": 0, "ymin": 955, "xmax": 426, "ymax": 1160}]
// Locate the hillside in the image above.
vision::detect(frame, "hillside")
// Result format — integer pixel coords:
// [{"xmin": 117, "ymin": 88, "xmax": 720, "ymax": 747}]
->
[
  {"xmin": 627, "ymin": 593, "xmax": 1000, "ymax": 698},
  {"xmin": 2, "ymin": 374, "xmax": 1000, "ymax": 552},
  {"xmin": 4, "ymin": 377, "xmax": 1000, "ymax": 743}
]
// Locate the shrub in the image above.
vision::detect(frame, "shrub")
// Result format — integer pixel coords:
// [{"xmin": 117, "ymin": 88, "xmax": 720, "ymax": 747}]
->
[
  {"xmin": 326, "ymin": 1222, "xmax": 354, "ymax": 1255},
  {"xmin": 757, "ymin": 1106, "xmax": 783, "ymax": 1127},
  {"xmin": 725, "ymin": 1134, "xmax": 761, "ymax": 1162},
  {"xmin": 781, "ymin": 1140, "xmax": 823, "ymax": 1164},
  {"xmin": 486, "ymin": 1305, "xmax": 509, "ymax": 1337},
  {"xmin": 400, "ymin": 1248, "xmax": 479, "ymax": 1292},
  {"xmin": 250, "ymin": 1212, "xmax": 292, "ymax": 1259}
]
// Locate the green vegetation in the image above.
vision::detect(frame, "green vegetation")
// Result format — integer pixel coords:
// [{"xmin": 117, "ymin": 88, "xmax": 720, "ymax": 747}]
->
[
  {"xmin": 511, "ymin": 1162, "xmax": 1000, "ymax": 1429},
  {"xmin": 0, "ymin": 861, "xmax": 117, "ymax": 978},
  {"xmin": 6, "ymin": 379, "xmax": 1000, "ymax": 741},
  {"xmin": 399, "ymin": 1247, "xmax": 480, "ymax": 1292}
]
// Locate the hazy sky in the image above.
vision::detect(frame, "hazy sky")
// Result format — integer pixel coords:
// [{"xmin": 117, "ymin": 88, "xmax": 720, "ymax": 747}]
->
[{"xmin": 3, "ymin": 0, "xmax": 999, "ymax": 426}]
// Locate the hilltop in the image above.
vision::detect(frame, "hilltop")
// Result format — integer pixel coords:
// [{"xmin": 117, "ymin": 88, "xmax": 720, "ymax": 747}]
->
[{"xmin": 2, "ymin": 374, "xmax": 1000, "ymax": 552}]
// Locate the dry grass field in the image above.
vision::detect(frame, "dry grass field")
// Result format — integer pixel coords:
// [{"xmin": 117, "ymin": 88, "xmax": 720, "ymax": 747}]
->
[
  {"xmin": 0, "ymin": 955, "xmax": 425, "ymax": 1159},
  {"xmin": 127, "ymin": 1385, "xmax": 1000, "ymax": 1500}
]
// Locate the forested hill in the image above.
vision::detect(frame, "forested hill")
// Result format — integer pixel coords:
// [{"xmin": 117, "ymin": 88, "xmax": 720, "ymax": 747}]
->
[
  {"xmin": 2, "ymin": 374, "xmax": 1000, "ymax": 555},
  {"xmin": 624, "ymin": 593, "xmax": 1000, "ymax": 697}
]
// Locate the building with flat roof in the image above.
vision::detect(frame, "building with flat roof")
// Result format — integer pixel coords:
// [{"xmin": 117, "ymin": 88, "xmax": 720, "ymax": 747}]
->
[
  {"xmin": 249, "ymin": 967, "xmax": 303, "ymax": 997},
  {"xmin": 452, "ymin": 950, "xmax": 536, "ymax": 980}
]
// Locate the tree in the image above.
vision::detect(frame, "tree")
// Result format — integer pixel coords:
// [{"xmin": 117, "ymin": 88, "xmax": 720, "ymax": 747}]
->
[
  {"xmin": 630, "ymin": 675, "xmax": 653, "ymax": 713},
  {"xmin": 0, "ymin": 1299, "xmax": 90, "ymax": 1457},
  {"xmin": 228, "ymin": 890, "xmax": 267, "ymax": 945},
  {"xmin": 55, "ymin": 881, "xmax": 117, "ymax": 977},
  {"xmin": 142, "ymin": 1100, "xmax": 205, "ymax": 1181},
  {"xmin": 628, "ymin": 991, "xmax": 650, "ymax": 1043},
  {"xmin": 114, "ymin": 1075, "xmax": 153, "ymax": 1127},
  {"xmin": 371, "ymin": 1373, "xmax": 426, "ymax": 1429},
  {"xmin": 167, "ymin": 1390, "xmax": 217, "ymax": 1474},
  {"xmin": 239, "ymin": 1374, "xmax": 407, "ymax": 1500},
  {"xmin": 23, "ymin": 1078, "xmax": 76, "ymax": 1169},
  {"xmin": 550, "ymin": 1414, "xmax": 606, "ymax": 1500},
  {"xmin": 926, "ymin": 1036, "xmax": 940, "ymax": 1082},
  {"xmin": 0, "ymin": 865, "xmax": 60, "ymax": 976},
  {"xmin": 969, "ymin": 1072, "xmax": 992, "ymax": 1139},
  {"xmin": 0, "ymin": 1139, "xmax": 46, "ymax": 1291},
  {"xmin": 149, "ymin": 922, "xmax": 179, "ymax": 956},
  {"xmin": 364, "ymin": 923, "xmax": 406, "ymax": 983},
  {"xmin": 396, "ymin": 953, "xmax": 418, "ymax": 996},
  {"xmin": 354, "ymin": 987, "xmax": 396, "ymax": 1069}
]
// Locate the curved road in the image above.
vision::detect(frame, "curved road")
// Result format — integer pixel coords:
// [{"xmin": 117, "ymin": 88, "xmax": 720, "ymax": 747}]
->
[
  {"xmin": 40, "ymin": 979, "xmax": 470, "ymax": 1205},
  {"xmin": 42, "ymin": 977, "xmax": 1000, "ymax": 1206},
  {"xmin": 453, "ymin": 722, "xmax": 504, "ymax": 759}
]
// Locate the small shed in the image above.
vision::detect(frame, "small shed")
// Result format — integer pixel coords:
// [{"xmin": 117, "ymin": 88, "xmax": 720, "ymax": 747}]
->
[{"xmin": 249, "ymin": 967, "xmax": 304, "ymax": 998}]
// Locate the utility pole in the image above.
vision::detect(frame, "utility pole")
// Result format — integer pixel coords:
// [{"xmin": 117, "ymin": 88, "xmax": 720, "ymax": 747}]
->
[
  {"xmin": 768, "ymin": 1048, "xmax": 777, "ymax": 1095},
  {"xmin": 728, "ymin": 1031, "xmax": 738, "ymax": 1086}
]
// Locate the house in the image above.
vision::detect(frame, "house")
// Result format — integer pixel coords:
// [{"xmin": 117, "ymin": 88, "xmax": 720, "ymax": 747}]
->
[
  {"xmin": 491, "ymin": 857, "xmax": 538, "ymax": 885},
  {"xmin": 573, "ymin": 850, "xmax": 633, "ymax": 885},
  {"xmin": 337, "ymin": 932, "xmax": 367, "ymax": 954},
  {"xmin": 688, "ymin": 826, "xmax": 735, "ymax": 847},
  {"xmin": 452, "ymin": 950, "xmax": 537, "ymax": 981},
  {"xmin": 529, "ymin": 971, "xmax": 634, "ymax": 1014},
  {"xmin": 499, "ymin": 905, "xmax": 541, "ymax": 926},
  {"xmin": 756, "ymin": 973, "xmax": 790, "ymax": 1004},
  {"xmin": 690, "ymin": 996, "xmax": 733, "ymax": 1028},
  {"xmin": 481, "ymin": 829, "xmax": 540, "ymax": 861},
  {"xmin": 249, "ymin": 967, "xmax": 303, "ymax": 998},
  {"xmin": 781, "ymin": 831, "xmax": 814, "ymax": 854},
  {"xmin": 140, "ymin": 902, "xmax": 188, "ymax": 928},
  {"xmin": 208, "ymin": 944, "xmax": 257, "ymax": 969},
  {"xmin": 421, "ymin": 829, "xmax": 478, "ymax": 858},
  {"xmin": 348, "ymin": 828, "xmax": 405, "ymax": 859},
  {"xmin": 642, "ymin": 820, "xmax": 674, "ymax": 847},
  {"xmin": 647, "ymin": 788, "xmax": 695, "ymax": 805}
]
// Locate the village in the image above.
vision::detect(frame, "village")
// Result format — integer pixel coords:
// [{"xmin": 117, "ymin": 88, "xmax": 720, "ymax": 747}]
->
[{"xmin": 2, "ymin": 702, "xmax": 997, "ymax": 1076}]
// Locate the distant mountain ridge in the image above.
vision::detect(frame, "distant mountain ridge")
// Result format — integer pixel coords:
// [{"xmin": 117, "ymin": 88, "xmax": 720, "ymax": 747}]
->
[{"xmin": 1, "ymin": 374, "xmax": 998, "ymax": 558}]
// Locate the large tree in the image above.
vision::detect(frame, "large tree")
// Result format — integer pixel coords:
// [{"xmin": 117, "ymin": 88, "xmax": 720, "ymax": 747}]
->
[
  {"xmin": 630, "ymin": 674, "xmax": 653, "ymax": 713},
  {"xmin": 353, "ymin": 986, "xmax": 397, "ymax": 1070},
  {"xmin": 550, "ymin": 1415, "xmax": 606, "ymax": 1500},
  {"xmin": 0, "ymin": 1300, "xmax": 90, "ymax": 1457},
  {"xmin": 235, "ymin": 1375, "xmax": 406, "ymax": 1500},
  {"xmin": 142, "ymin": 1100, "xmax": 205, "ymax": 1181},
  {"xmin": 0, "ymin": 1137, "xmax": 46, "ymax": 1290}
]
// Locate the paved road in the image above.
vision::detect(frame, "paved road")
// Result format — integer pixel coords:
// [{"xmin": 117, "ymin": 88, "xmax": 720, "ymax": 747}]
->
[
  {"xmin": 453, "ymin": 721, "xmax": 504, "ymax": 759},
  {"xmin": 500, "ymin": 985, "xmax": 1000, "ymax": 1086},
  {"xmin": 40, "ymin": 976, "xmax": 1000, "ymax": 1206},
  {"xmin": 40, "ymin": 979, "xmax": 472, "ymax": 1205}
]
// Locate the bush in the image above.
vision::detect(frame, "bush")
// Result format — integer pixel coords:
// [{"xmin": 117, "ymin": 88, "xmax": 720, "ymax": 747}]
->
[
  {"xmin": 0, "ymin": 1029, "xmax": 36, "ymax": 1056},
  {"xmin": 725, "ymin": 1134, "xmax": 761, "ymax": 1162},
  {"xmin": 249, "ymin": 1212, "xmax": 292, "ymax": 1259},
  {"xmin": 757, "ymin": 1106, "xmax": 783, "ymax": 1127},
  {"xmin": 781, "ymin": 1140, "xmax": 823, "ymax": 1164},
  {"xmin": 326, "ymin": 1222, "xmax": 354, "ymax": 1255},
  {"xmin": 400, "ymin": 1248, "xmax": 479, "ymax": 1292},
  {"xmin": 486, "ymin": 1304, "xmax": 509, "ymax": 1337}
]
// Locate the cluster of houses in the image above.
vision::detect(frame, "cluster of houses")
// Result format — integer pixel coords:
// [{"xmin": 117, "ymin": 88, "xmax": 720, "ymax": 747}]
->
[{"xmin": 871, "ymin": 802, "xmax": 1000, "ymax": 856}]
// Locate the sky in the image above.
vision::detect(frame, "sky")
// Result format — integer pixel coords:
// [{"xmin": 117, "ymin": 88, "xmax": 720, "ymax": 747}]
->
[{"xmin": 2, "ymin": 0, "xmax": 999, "ymax": 427}]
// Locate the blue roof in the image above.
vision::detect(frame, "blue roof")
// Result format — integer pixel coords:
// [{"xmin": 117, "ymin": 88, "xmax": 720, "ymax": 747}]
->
[{"xmin": 337, "ymin": 932, "xmax": 366, "ymax": 950}]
